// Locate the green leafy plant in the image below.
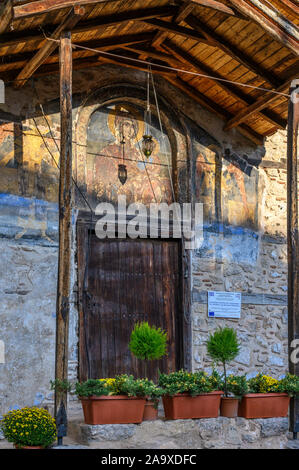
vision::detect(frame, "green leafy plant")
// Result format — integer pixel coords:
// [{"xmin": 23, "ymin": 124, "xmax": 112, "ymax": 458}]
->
[
  {"xmin": 158, "ymin": 369, "xmax": 222, "ymax": 397},
  {"xmin": 248, "ymin": 373, "xmax": 299, "ymax": 396},
  {"xmin": 206, "ymin": 327, "xmax": 240, "ymax": 397},
  {"xmin": 0, "ymin": 407, "xmax": 56, "ymax": 448},
  {"xmin": 129, "ymin": 321, "xmax": 168, "ymax": 380},
  {"xmin": 50, "ymin": 379, "xmax": 72, "ymax": 394},
  {"xmin": 226, "ymin": 374, "xmax": 248, "ymax": 398},
  {"xmin": 73, "ymin": 375, "xmax": 163, "ymax": 401}
]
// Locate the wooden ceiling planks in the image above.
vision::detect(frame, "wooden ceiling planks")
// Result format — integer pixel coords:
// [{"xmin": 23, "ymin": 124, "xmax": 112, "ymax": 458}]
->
[{"xmin": 0, "ymin": 0, "xmax": 297, "ymax": 144}]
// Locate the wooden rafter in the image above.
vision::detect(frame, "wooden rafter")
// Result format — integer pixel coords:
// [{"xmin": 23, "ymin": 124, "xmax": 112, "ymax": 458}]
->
[
  {"xmin": 0, "ymin": 6, "xmax": 176, "ymax": 50},
  {"xmin": 185, "ymin": 14, "xmax": 282, "ymax": 88},
  {"xmin": 229, "ymin": 0, "xmax": 299, "ymax": 56},
  {"xmin": 181, "ymin": 0, "xmax": 238, "ymax": 17},
  {"xmin": 123, "ymin": 45, "xmax": 185, "ymax": 68},
  {"xmin": 13, "ymin": 0, "xmax": 118, "ymax": 19},
  {"xmin": 173, "ymin": 1, "xmax": 197, "ymax": 23},
  {"xmin": 14, "ymin": 6, "xmax": 84, "ymax": 88},
  {"xmin": 143, "ymin": 18, "xmax": 213, "ymax": 46},
  {"xmin": 165, "ymin": 75, "xmax": 264, "ymax": 145},
  {"xmin": 0, "ymin": 32, "xmax": 156, "ymax": 73},
  {"xmin": 0, "ymin": 0, "xmax": 13, "ymax": 34},
  {"xmin": 223, "ymin": 66, "xmax": 299, "ymax": 130},
  {"xmin": 163, "ymin": 39, "xmax": 286, "ymax": 129}
]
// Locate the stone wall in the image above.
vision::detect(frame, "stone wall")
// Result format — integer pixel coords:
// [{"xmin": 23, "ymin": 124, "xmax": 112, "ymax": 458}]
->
[
  {"xmin": 191, "ymin": 129, "xmax": 290, "ymax": 378},
  {"xmin": 69, "ymin": 417, "xmax": 290, "ymax": 449},
  {"xmin": 0, "ymin": 65, "xmax": 293, "ymax": 415}
]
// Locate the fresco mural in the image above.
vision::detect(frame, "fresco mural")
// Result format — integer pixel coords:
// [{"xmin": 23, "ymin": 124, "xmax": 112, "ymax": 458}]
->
[{"xmin": 86, "ymin": 102, "xmax": 173, "ymax": 206}]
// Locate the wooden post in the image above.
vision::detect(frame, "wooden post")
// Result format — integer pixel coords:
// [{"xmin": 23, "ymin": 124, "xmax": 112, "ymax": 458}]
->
[
  {"xmin": 287, "ymin": 82, "xmax": 299, "ymax": 438},
  {"xmin": 54, "ymin": 31, "xmax": 73, "ymax": 444}
]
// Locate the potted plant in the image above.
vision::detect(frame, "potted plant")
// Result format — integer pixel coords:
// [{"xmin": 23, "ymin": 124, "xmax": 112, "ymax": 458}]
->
[
  {"xmin": 158, "ymin": 370, "xmax": 223, "ymax": 419},
  {"xmin": 0, "ymin": 407, "xmax": 56, "ymax": 449},
  {"xmin": 206, "ymin": 327, "xmax": 241, "ymax": 417},
  {"xmin": 238, "ymin": 373, "xmax": 299, "ymax": 418},
  {"xmin": 74, "ymin": 375, "xmax": 163, "ymax": 425},
  {"xmin": 129, "ymin": 321, "xmax": 167, "ymax": 420}
]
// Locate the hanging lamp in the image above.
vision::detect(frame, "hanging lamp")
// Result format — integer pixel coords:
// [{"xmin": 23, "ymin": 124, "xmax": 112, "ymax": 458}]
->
[
  {"xmin": 142, "ymin": 67, "xmax": 154, "ymax": 158},
  {"xmin": 118, "ymin": 130, "xmax": 127, "ymax": 185}
]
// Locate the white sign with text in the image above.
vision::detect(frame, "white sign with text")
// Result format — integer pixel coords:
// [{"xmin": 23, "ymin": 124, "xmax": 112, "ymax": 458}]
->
[{"xmin": 208, "ymin": 291, "xmax": 241, "ymax": 318}]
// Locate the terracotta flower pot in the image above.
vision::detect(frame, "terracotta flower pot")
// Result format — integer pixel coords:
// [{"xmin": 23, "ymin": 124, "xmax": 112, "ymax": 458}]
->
[
  {"xmin": 162, "ymin": 391, "xmax": 223, "ymax": 420},
  {"xmin": 238, "ymin": 393, "xmax": 290, "ymax": 418},
  {"xmin": 220, "ymin": 397, "xmax": 239, "ymax": 418},
  {"xmin": 143, "ymin": 400, "xmax": 158, "ymax": 421},
  {"xmin": 80, "ymin": 395, "xmax": 146, "ymax": 425}
]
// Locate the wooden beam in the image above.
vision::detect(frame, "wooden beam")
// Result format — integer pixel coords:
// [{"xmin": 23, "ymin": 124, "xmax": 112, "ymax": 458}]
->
[
  {"xmin": 163, "ymin": 39, "xmax": 286, "ymax": 129},
  {"xmin": 55, "ymin": 30, "xmax": 73, "ymax": 442},
  {"xmin": 0, "ymin": 32, "xmax": 155, "ymax": 72},
  {"xmin": 151, "ymin": 31, "xmax": 168, "ymax": 48},
  {"xmin": 123, "ymin": 45, "xmax": 185, "ymax": 68},
  {"xmin": 185, "ymin": 14, "xmax": 282, "ymax": 88},
  {"xmin": 165, "ymin": 75, "xmax": 264, "ymax": 145},
  {"xmin": 279, "ymin": 0, "xmax": 299, "ymax": 17},
  {"xmin": 13, "ymin": 0, "xmax": 118, "ymax": 19},
  {"xmin": 14, "ymin": 6, "xmax": 84, "ymax": 88},
  {"xmin": 229, "ymin": 0, "xmax": 299, "ymax": 55},
  {"xmin": 143, "ymin": 18, "xmax": 214, "ymax": 46},
  {"xmin": 0, "ymin": 6, "xmax": 176, "ymax": 50},
  {"xmin": 224, "ymin": 67, "xmax": 299, "ymax": 130},
  {"xmin": 184, "ymin": 0, "xmax": 238, "ymax": 16},
  {"xmin": 287, "ymin": 82, "xmax": 299, "ymax": 436},
  {"xmin": 0, "ymin": 0, "xmax": 12, "ymax": 34},
  {"xmin": 174, "ymin": 1, "xmax": 196, "ymax": 23}
]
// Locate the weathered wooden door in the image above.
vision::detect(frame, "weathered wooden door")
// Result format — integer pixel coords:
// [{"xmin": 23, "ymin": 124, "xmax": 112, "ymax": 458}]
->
[{"xmin": 79, "ymin": 234, "xmax": 181, "ymax": 382}]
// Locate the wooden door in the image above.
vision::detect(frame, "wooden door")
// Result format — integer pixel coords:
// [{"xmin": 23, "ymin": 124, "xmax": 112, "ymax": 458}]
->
[{"xmin": 79, "ymin": 234, "xmax": 181, "ymax": 382}]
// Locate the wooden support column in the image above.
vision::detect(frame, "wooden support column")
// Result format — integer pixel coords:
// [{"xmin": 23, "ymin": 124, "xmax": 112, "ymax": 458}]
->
[
  {"xmin": 287, "ymin": 82, "xmax": 299, "ymax": 437},
  {"xmin": 54, "ymin": 31, "xmax": 73, "ymax": 443}
]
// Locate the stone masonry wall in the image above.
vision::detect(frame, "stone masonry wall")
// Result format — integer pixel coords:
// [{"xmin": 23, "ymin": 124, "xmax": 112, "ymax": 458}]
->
[{"xmin": 191, "ymin": 129, "xmax": 290, "ymax": 378}]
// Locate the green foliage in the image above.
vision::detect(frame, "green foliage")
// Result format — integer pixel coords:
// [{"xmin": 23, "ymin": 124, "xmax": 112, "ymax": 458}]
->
[
  {"xmin": 206, "ymin": 327, "xmax": 240, "ymax": 397},
  {"xmin": 207, "ymin": 327, "xmax": 240, "ymax": 364},
  {"xmin": 225, "ymin": 374, "xmax": 248, "ymax": 398},
  {"xmin": 248, "ymin": 373, "xmax": 299, "ymax": 396},
  {"xmin": 50, "ymin": 379, "xmax": 72, "ymax": 394},
  {"xmin": 1, "ymin": 407, "xmax": 56, "ymax": 448},
  {"xmin": 129, "ymin": 322, "xmax": 167, "ymax": 361},
  {"xmin": 277, "ymin": 374, "xmax": 299, "ymax": 397},
  {"xmin": 158, "ymin": 369, "xmax": 222, "ymax": 396},
  {"xmin": 74, "ymin": 375, "xmax": 163, "ymax": 400}
]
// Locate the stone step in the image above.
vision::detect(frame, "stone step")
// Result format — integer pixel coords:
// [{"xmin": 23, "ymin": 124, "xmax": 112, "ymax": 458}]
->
[{"xmin": 67, "ymin": 416, "xmax": 290, "ymax": 449}]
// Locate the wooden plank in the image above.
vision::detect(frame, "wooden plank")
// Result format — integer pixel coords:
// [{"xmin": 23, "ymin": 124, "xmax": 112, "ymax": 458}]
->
[
  {"xmin": 230, "ymin": 0, "xmax": 299, "ymax": 55},
  {"xmin": 143, "ymin": 18, "xmax": 214, "ymax": 46},
  {"xmin": 163, "ymin": 39, "xmax": 286, "ymax": 129},
  {"xmin": 186, "ymin": 0, "xmax": 238, "ymax": 17},
  {"xmin": 224, "ymin": 67, "xmax": 299, "ymax": 130},
  {"xmin": 185, "ymin": 14, "xmax": 282, "ymax": 88},
  {"xmin": 174, "ymin": 2, "xmax": 196, "ymax": 23},
  {"xmin": 165, "ymin": 75, "xmax": 264, "ymax": 144},
  {"xmin": 54, "ymin": 30, "xmax": 73, "ymax": 441},
  {"xmin": 287, "ymin": 82, "xmax": 299, "ymax": 436},
  {"xmin": 0, "ymin": 6, "xmax": 176, "ymax": 50},
  {"xmin": 14, "ymin": 6, "xmax": 84, "ymax": 88},
  {"xmin": 13, "ymin": 0, "xmax": 119, "ymax": 19},
  {"xmin": 0, "ymin": 0, "xmax": 12, "ymax": 34}
]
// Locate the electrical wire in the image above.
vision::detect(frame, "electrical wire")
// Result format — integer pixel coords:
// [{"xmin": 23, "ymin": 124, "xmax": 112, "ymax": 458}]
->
[{"xmin": 40, "ymin": 35, "xmax": 291, "ymax": 98}]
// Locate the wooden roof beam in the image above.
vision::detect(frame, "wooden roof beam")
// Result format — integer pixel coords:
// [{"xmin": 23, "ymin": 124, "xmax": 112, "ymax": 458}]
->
[
  {"xmin": 0, "ymin": 6, "xmax": 176, "ymax": 50},
  {"xmin": 224, "ymin": 66, "xmax": 299, "ymax": 131},
  {"xmin": 229, "ymin": 0, "xmax": 299, "ymax": 56},
  {"xmin": 0, "ymin": 32, "xmax": 156, "ymax": 72},
  {"xmin": 0, "ymin": 0, "xmax": 13, "ymax": 34},
  {"xmin": 163, "ymin": 39, "xmax": 286, "ymax": 129},
  {"xmin": 14, "ymin": 6, "xmax": 84, "ymax": 89},
  {"xmin": 185, "ymin": 14, "xmax": 282, "ymax": 88},
  {"xmin": 143, "ymin": 19, "xmax": 214, "ymax": 46},
  {"xmin": 165, "ymin": 75, "xmax": 264, "ymax": 145},
  {"xmin": 13, "ymin": 0, "xmax": 119, "ymax": 19}
]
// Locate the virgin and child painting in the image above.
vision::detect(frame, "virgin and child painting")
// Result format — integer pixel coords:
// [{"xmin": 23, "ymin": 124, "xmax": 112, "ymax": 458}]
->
[{"xmin": 86, "ymin": 102, "xmax": 173, "ymax": 206}]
